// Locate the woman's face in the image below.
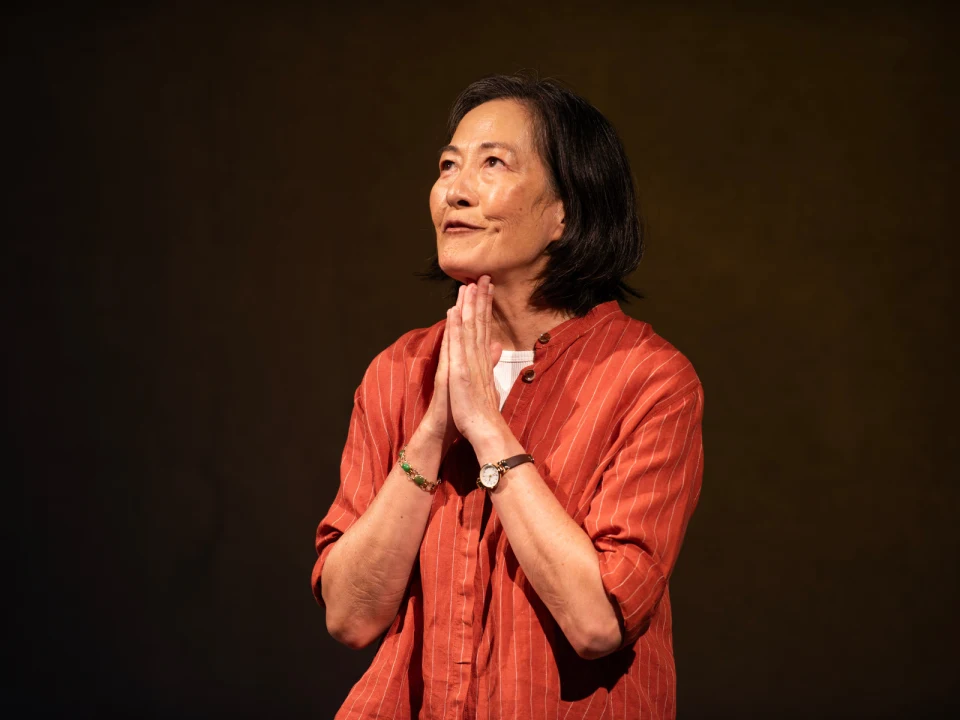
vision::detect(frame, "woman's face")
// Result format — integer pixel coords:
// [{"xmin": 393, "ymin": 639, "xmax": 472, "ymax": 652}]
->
[{"xmin": 430, "ymin": 99, "xmax": 564, "ymax": 288}]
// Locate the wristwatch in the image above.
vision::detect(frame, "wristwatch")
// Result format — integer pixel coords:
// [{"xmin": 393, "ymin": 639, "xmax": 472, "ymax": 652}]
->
[{"xmin": 477, "ymin": 454, "xmax": 535, "ymax": 491}]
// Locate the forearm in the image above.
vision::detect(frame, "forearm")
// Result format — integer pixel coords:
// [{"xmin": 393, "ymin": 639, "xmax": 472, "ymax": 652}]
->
[
  {"xmin": 321, "ymin": 424, "xmax": 444, "ymax": 648},
  {"xmin": 475, "ymin": 433, "xmax": 623, "ymax": 659}
]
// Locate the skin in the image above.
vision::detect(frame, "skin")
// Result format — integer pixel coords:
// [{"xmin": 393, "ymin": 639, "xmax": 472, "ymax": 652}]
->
[{"xmin": 322, "ymin": 99, "xmax": 623, "ymax": 659}]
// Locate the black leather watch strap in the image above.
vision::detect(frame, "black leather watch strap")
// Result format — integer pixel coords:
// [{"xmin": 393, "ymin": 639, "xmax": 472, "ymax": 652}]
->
[{"xmin": 498, "ymin": 454, "xmax": 535, "ymax": 471}]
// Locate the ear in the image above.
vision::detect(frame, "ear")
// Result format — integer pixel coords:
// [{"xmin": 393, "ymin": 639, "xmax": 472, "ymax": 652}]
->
[{"xmin": 549, "ymin": 199, "xmax": 565, "ymax": 242}]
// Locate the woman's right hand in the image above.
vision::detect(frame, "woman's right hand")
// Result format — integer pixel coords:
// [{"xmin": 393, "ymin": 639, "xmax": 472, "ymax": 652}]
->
[{"xmin": 418, "ymin": 289, "xmax": 462, "ymax": 454}]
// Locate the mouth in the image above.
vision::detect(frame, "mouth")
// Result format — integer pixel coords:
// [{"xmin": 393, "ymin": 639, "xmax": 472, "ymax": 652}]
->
[{"xmin": 443, "ymin": 219, "xmax": 484, "ymax": 233}]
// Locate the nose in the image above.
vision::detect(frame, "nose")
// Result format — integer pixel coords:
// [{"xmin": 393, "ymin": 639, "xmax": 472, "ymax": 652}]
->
[{"xmin": 445, "ymin": 167, "xmax": 477, "ymax": 208}]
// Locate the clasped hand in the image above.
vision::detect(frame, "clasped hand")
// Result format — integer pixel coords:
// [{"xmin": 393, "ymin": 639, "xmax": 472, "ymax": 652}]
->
[{"xmin": 422, "ymin": 275, "xmax": 508, "ymax": 453}]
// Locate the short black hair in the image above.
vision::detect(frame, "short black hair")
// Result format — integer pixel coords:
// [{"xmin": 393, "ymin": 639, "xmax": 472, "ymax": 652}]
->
[{"xmin": 423, "ymin": 72, "xmax": 645, "ymax": 317}]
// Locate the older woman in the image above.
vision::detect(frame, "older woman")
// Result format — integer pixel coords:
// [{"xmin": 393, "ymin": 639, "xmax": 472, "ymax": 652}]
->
[{"xmin": 312, "ymin": 74, "xmax": 704, "ymax": 720}]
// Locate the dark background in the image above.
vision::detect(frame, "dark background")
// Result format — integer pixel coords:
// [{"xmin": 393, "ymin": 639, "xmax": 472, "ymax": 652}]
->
[{"xmin": 4, "ymin": 1, "xmax": 958, "ymax": 718}]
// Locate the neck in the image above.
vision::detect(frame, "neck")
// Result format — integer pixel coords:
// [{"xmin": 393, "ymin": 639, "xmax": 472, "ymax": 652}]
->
[{"xmin": 489, "ymin": 279, "xmax": 573, "ymax": 351}]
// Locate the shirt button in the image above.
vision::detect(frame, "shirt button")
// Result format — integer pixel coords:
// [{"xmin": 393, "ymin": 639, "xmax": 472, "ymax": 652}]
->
[
  {"xmin": 538, "ymin": 332, "xmax": 551, "ymax": 344},
  {"xmin": 521, "ymin": 369, "xmax": 536, "ymax": 383}
]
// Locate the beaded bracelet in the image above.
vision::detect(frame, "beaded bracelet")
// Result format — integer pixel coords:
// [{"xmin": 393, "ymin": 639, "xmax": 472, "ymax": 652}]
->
[{"xmin": 398, "ymin": 447, "xmax": 442, "ymax": 492}]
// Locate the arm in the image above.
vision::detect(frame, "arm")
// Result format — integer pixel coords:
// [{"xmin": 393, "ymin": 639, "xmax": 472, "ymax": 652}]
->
[
  {"xmin": 584, "ymin": 389, "xmax": 703, "ymax": 648},
  {"xmin": 475, "ymin": 436, "xmax": 624, "ymax": 659},
  {"xmin": 475, "ymin": 428, "xmax": 622, "ymax": 659},
  {"xmin": 445, "ymin": 280, "xmax": 620, "ymax": 659},
  {"xmin": 446, "ymin": 279, "xmax": 703, "ymax": 659},
  {"xmin": 315, "ymin": 293, "xmax": 471, "ymax": 649},
  {"xmin": 472, "ymin": 390, "xmax": 704, "ymax": 658},
  {"xmin": 320, "ymin": 421, "xmax": 444, "ymax": 649}
]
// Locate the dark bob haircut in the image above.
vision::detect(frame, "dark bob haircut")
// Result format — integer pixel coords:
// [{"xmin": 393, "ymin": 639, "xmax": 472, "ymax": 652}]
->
[{"xmin": 423, "ymin": 72, "xmax": 645, "ymax": 317}]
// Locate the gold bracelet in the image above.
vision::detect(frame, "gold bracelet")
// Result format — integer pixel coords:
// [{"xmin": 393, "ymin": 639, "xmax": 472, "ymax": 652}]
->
[{"xmin": 398, "ymin": 447, "xmax": 441, "ymax": 492}]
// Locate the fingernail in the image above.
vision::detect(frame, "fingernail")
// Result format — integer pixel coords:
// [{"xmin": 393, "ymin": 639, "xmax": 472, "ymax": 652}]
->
[{"xmin": 488, "ymin": 283, "xmax": 494, "ymax": 294}]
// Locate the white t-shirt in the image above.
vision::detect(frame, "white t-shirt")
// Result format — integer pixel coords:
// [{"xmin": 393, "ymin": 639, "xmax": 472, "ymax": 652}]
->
[{"xmin": 493, "ymin": 349, "xmax": 535, "ymax": 411}]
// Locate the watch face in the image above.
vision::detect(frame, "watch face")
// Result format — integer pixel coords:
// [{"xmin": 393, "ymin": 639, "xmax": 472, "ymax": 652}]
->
[{"xmin": 479, "ymin": 464, "xmax": 501, "ymax": 489}]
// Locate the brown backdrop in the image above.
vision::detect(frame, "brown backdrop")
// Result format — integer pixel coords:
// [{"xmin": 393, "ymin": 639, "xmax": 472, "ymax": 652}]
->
[{"xmin": 5, "ymin": 2, "xmax": 958, "ymax": 718}]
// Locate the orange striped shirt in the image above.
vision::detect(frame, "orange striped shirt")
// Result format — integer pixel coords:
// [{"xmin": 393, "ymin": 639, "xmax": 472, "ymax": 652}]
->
[{"xmin": 312, "ymin": 300, "xmax": 704, "ymax": 719}]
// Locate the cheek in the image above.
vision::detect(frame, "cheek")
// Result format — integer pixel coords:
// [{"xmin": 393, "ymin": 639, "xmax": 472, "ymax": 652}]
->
[
  {"xmin": 429, "ymin": 183, "xmax": 445, "ymax": 222},
  {"xmin": 484, "ymin": 184, "xmax": 530, "ymax": 225}
]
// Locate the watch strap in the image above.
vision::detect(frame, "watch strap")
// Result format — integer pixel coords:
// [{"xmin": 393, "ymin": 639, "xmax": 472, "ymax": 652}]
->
[{"xmin": 498, "ymin": 453, "xmax": 534, "ymax": 472}]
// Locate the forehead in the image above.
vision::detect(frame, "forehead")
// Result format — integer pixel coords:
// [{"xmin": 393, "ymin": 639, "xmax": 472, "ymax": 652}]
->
[{"xmin": 450, "ymin": 99, "xmax": 535, "ymax": 150}]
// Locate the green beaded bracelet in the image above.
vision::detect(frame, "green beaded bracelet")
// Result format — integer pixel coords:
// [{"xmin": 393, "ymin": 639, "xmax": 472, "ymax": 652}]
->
[{"xmin": 398, "ymin": 446, "xmax": 441, "ymax": 492}]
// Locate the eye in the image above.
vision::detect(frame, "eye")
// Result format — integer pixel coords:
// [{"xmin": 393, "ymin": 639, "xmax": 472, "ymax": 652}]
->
[
  {"xmin": 439, "ymin": 159, "xmax": 455, "ymax": 172},
  {"xmin": 485, "ymin": 156, "xmax": 504, "ymax": 168}
]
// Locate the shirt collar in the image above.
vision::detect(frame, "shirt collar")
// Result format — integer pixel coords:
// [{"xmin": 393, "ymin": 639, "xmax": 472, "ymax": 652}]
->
[{"xmin": 531, "ymin": 300, "xmax": 624, "ymax": 368}]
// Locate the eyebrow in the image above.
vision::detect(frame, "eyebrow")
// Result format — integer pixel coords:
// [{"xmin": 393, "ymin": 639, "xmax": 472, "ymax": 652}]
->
[{"xmin": 438, "ymin": 141, "xmax": 520, "ymax": 157}]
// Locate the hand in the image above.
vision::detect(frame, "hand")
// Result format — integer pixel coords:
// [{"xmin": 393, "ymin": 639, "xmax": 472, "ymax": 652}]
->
[
  {"xmin": 446, "ymin": 276, "xmax": 507, "ymax": 449},
  {"xmin": 419, "ymin": 299, "xmax": 460, "ymax": 454}
]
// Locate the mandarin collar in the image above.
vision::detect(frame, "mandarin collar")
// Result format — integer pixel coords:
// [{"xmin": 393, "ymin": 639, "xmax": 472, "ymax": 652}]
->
[{"xmin": 530, "ymin": 300, "xmax": 623, "ymax": 368}]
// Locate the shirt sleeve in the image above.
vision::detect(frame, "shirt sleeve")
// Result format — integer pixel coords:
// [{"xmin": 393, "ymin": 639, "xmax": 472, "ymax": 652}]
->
[
  {"xmin": 310, "ymin": 384, "xmax": 390, "ymax": 608},
  {"xmin": 582, "ymin": 385, "xmax": 704, "ymax": 647}
]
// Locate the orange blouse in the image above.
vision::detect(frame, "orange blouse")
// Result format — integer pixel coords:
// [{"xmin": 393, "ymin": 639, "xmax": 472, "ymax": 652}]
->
[{"xmin": 312, "ymin": 300, "xmax": 704, "ymax": 719}]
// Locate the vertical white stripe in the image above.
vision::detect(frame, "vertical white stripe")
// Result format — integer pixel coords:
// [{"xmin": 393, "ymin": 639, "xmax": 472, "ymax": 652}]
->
[
  {"xmin": 410, "ymin": 327, "xmax": 436, "ymax": 431},
  {"xmin": 428, "ymin": 499, "xmax": 447, "ymax": 717},
  {"xmin": 498, "ymin": 540, "xmax": 505, "ymax": 720},
  {"xmin": 375, "ymin": 352, "xmax": 391, "ymax": 476},
  {"xmin": 563, "ymin": 323, "xmax": 631, "ymax": 512},
  {"xmin": 551, "ymin": 320, "xmax": 617, "ymax": 482},
  {"xmin": 529, "ymin": 323, "xmax": 610, "ymax": 466},
  {"xmin": 368, "ymin": 631, "xmax": 405, "ymax": 718},
  {"xmin": 603, "ymin": 414, "xmax": 665, "ymax": 583},
  {"xmin": 399, "ymin": 331, "xmax": 420, "ymax": 438},
  {"xmin": 452, "ymin": 492, "xmax": 476, "ymax": 720},
  {"xmin": 619, "ymin": 397, "xmax": 694, "ymax": 621},
  {"xmin": 584, "ymin": 333, "xmax": 652, "ymax": 524},
  {"xmin": 440, "ymin": 498, "xmax": 461, "ymax": 720},
  {"xmin": 345, "ymin": 636, "xmax": 383, "ymax": 719},
  {"xmin": 393, "ymin": 668, "xmax": 407, "ymax": 719},
  {"xmin": 650, "ymin": 396, "xmax": 696, "ymax": 558},
  {"xmin": 526, "ymin": 311, "xmax": 620, "ymax": 463}
]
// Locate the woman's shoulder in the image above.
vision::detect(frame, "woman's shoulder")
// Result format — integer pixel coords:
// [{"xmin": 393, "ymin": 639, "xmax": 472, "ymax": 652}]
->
[
  {"xmin": 612, "ymin": 312, "xmax": 703, "ymax": 409},
  {"xmin": 357, "ymin": 317, "xmax": 447, "ymax": 389}
]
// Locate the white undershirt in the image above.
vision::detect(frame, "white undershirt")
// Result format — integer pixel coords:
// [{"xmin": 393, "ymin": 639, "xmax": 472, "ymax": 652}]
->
[{"xmin": 493, "ymin": 349, "xmax": 535, "ymax": 411}]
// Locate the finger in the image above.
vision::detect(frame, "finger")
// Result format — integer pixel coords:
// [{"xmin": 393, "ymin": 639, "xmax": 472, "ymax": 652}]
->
[
  {"xmin": 484, "ymin": 279, "xmax": 495, "ymax": 366},
  {"xmin": 453, "ymin": 284, "xmax": 466, "ymax": 369},
  {"xmin": 489, "ymin": 339, "xmax": 502, "ymax": 367},
  {"xmin": 475, "ymin": 275, "xmax": 490, "ymax": 360},
  {"xmin": 436, "ymin": 311, "xmax": 450, "ymax": 378},
  {"xmin": 461, "ymin": 283, "xmax": 478, "ymax": 359},
  {"xmin": 447, "ymin": 304, "xmax": 467, "ymax": 382},
  {"xmin": 489, "ymin": 339, "xmax": 503, "ymax": 408}
]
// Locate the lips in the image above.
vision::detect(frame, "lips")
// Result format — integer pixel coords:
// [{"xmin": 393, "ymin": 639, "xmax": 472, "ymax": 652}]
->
[{"xmin": 443, "ymin": 219, "xmax": 483, "ymax": 232}]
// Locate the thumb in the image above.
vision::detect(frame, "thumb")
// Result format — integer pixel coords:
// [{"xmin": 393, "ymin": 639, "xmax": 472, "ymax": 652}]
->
[
  {"xmin": 489, "ymin": 340, "xmax": 503, "ymax": 367},
  {"xmin": 436, "ymin": 324, "xmax": 450, "ymax": 384}
]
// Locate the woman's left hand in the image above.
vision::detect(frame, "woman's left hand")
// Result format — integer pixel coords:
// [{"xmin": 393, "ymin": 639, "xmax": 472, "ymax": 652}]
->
[{"xmin": 446, "ymin": 275, "xmax": 508, "ymax": 450}]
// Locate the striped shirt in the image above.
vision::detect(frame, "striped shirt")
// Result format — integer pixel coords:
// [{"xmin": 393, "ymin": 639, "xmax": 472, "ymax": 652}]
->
[{"xmin": 312, "ymin": 300, "xmax": 704, "ymax": 719}]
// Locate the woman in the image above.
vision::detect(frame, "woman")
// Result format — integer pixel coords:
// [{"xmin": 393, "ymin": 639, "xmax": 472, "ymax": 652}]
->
[{"xmin": 312, "ymin": 74, "xmax": 704, "ymax": 720}]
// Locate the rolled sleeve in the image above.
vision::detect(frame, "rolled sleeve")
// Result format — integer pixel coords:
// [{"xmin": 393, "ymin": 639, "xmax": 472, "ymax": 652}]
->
[
  {"xmin": 310, "ymin": 389, "xmax": 384, "ymax": 607},
  {"xmin": 584, "ymin": 386, "xmax": 704, "ymax": 647}
]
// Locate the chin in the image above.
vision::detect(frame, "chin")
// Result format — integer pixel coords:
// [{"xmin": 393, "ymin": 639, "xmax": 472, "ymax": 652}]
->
[{"xmin": 437, "ymin": 248, "xmax": 486, "ymax": 285}]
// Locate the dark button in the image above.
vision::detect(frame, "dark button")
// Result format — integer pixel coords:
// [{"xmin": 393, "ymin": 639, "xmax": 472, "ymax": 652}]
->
[
  {"xmin": 521, "ymin": 369, "xmax": 536, "ymax": 383},
  {"xmin": 538, "ymin": 332, "xmax": 551, "ymax": 344}
]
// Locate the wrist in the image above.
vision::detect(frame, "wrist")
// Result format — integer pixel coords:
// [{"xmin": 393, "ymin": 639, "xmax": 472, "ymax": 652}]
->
[
  {"xmin": 468, "ymin": 421, "xmax": 523, "ymax": 463},
  {"xmin": 414, "ymin": 416, "xmax": 459, "ymax": 458}
]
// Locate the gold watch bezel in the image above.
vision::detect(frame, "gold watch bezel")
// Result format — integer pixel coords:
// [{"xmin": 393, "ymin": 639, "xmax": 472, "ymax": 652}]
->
[{"xmin": 477, "ymin": 462, "xmax": 502, "ymax": 490}]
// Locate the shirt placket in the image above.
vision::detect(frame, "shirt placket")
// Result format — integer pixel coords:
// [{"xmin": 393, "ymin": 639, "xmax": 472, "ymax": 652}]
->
[{"xmin": 449, "ymin": 477, "xmax": 486, "ymax": 719}]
